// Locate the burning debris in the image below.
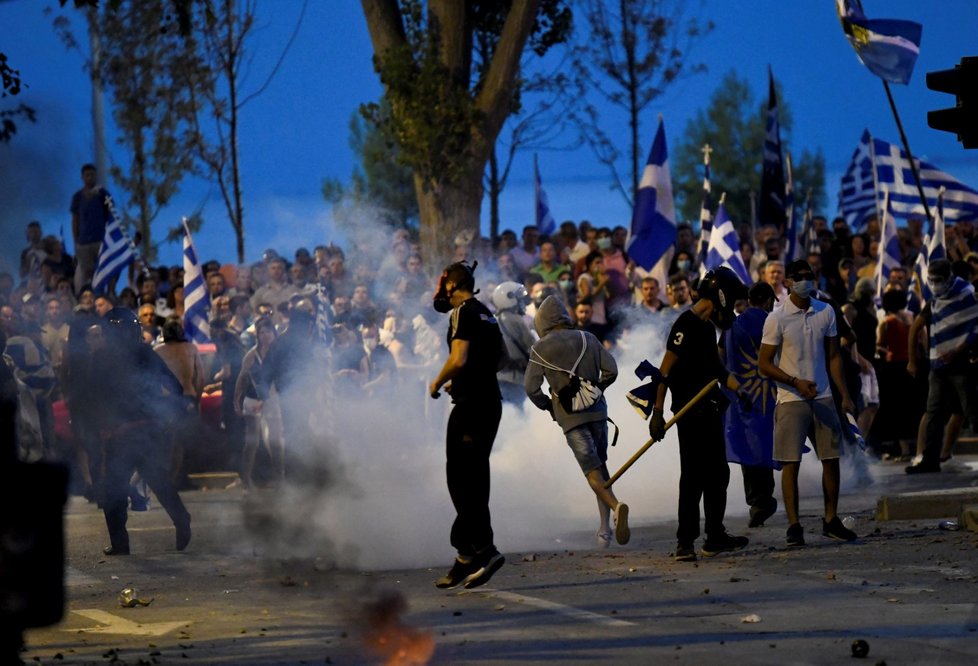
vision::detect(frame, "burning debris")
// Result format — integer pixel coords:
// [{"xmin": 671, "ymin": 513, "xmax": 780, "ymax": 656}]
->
[{"xmin": 357, "ymin": 591, "xmax": 434, "ymax": 666}]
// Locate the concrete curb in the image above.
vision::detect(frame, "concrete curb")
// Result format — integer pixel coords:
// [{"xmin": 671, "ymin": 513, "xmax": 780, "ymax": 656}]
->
[{"xmin": 876, "ymin": 486, "xmax": 978, "ymax": 521}]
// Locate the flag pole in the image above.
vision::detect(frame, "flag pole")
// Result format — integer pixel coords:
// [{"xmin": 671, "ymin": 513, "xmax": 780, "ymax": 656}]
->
[{"xmin": 882, "ymin": 80, "xmax": 932, "ymax": 223}]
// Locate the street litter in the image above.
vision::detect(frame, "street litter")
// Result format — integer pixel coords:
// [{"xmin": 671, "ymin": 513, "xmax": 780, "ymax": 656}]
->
[
  {"xmin": 851, "ymin": 638, "xmax": 869, "ymax": 658},
  {"xmin": 118, "ymin": 587, "xmax": 154, "ymax": 608},
  {"xmin": 740, "ymin": 614, "xmax": 761, "ymax": 624},
  {"xmin": 938, "ymin": 520, "xmax": 961, "ymax": 531}
]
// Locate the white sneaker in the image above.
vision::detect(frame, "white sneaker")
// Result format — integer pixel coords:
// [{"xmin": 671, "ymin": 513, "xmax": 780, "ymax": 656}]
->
[
  {"xmin": 614, "ymin": 503, "xmax": 630, "ymax": 545},
  {"xmin": 596, "ymin": 529, "xmax": 612, "ymax": 548}
]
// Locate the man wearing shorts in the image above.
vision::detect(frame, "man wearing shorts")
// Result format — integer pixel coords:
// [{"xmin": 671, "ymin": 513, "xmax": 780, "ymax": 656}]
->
[
  {"xmin": 525, "ymin": 295, "xmax": 630, "ymax": 547},
  {"xmin": 759, "ymin": 259, "xmax": 858, "ymax": 546}
]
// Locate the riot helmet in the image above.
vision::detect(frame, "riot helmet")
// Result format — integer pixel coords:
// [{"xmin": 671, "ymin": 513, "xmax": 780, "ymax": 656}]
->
[
  {"xmin": 492, "ymin": 281, "xmax": 528, "ymax": 314},
  {"xmin": 698, "ymin": 266, "xmax": 746, "ymax": 330}
]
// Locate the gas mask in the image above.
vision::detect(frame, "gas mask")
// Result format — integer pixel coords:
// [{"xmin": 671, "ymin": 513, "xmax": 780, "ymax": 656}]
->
[
  {"xmin": 433, "ymin": 271, "xmax": 454, "ymax": 313},
  {"xmin": 708, "ymin": 288, "xmax": 737, "ymax": 330}
]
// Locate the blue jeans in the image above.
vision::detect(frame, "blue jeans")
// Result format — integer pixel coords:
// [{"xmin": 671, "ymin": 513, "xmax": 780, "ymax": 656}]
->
[{"xmin": 564, "ymin": 420, "xmax": 609, "ymax": 475}]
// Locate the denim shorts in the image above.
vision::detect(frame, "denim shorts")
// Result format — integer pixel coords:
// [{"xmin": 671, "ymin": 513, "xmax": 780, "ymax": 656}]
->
[
  {"xmin": 565, "ymin": 421, "xmax": 609, "ymax": 474},
  {"xmin": 773, "ymin": 398, "xmax": 842, "ymax": 462}
]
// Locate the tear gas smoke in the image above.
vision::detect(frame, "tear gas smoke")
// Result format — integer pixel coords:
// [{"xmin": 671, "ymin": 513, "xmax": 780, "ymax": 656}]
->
[
  {"xmin": 234, "ymin": 195, "xmax": 879, "ymax": 569},
  {"xmin": 240, "ymin": 292, "xmax": 877, "ymax": 572}
]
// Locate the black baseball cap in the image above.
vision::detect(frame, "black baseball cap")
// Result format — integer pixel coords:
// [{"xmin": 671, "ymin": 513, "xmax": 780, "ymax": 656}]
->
[
  {"xmin": 786, "ymin": 259, "xmax": 814, "ymax": 279},
  {"xmin": 748, "ymin": 281, "xmax": 776, "ymax": 306}
]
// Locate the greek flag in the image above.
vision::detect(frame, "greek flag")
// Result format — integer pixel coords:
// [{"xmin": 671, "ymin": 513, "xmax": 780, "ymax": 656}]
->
[
  {"xmin": 315, "ymin": 282, "xmax": 332, "ymax": 345},
  {"xmin": 839, "ymin": 130, "xmax": 978, "ymax": 230},
  {"xmin": 703, "ymin": 199, "xmax": 752, "ymax": 285},
  {"xmin": 910, "ymin": 189, "xmax": 948, "ymax": 301},
  {"xmin": 627, "ymin": 117, "xmax": 676, "ymax": 273},
  {"xmin": 92, "ymin": 196, "xmax": 135, "ymax": 294},
  {"xmin": 759, "ymin": 67, "xmax": 786, "ymax": 232},
  {"xmin": 534, "ymin": 154, "xmax": 557, "ymax": 238},
  {"xmin": 875, "ymin": 190, "xmax": 902, "ymax": 299},
  {"xmin": 836, "ymin": 0, "xmax": 922, "ymax": 85},
  {"xmin": 697, "ymin": 146, "xmax": 713, "ymax": 278},
  {"xmin": 182, "ymin": 218, "xmax": 211, "ymax": 344},
  {"xmin": 784, "ymin": 153, "xmax": 802, "ymax": 262}
]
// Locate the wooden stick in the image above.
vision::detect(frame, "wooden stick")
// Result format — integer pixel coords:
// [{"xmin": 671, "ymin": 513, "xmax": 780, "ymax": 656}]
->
[{"xmin": 604, "ymin": 380, "xmax": 717, "ymax": 489}]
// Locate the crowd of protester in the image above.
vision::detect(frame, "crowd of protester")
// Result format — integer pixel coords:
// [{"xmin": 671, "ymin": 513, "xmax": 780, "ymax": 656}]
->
[{"xmin": 4, "ymin": 190, "xmax": 978, "ymax": 497}]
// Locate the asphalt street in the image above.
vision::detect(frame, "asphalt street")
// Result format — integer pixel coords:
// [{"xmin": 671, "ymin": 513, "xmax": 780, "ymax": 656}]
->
[{"xmin": 20, "ymin": 456, "xmax": 978, "ymax": 665}]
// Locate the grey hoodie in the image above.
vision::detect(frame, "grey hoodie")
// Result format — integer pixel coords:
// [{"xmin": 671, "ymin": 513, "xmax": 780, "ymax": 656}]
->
[{"xmin": 525, "ymin": 296, "xmax": 618, "ymax": 432}]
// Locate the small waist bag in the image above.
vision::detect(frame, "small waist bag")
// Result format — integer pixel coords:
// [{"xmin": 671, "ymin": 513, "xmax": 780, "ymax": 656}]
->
[{"xmin": 530, "ymin": 330, "xmax": 602, "ymax": 412}]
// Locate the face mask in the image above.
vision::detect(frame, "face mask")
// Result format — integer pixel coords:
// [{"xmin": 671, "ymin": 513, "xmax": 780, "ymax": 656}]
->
[
  {"xmin": 363, "ymin": 338, "xmax": 378, "ymax": 351},
  {"xmin": 928, "ymin": 277, "xmax": 951, "ymax": 297},
  {"xmin": 791, "ymin": 279, "xmax": 814, "ymax": 298},
  {"xmin": 677, "ymin": 259, "xmax": 691, "ymax": 272},
  {"xmin": 596, "ymin": 237, "xmax": 612, "ymax": 250},
  {"xmin": 378, "ymin": 328, "xmax": 394, "ymax": 346},
  {"xmin": 558, "ymin": 279, "xmax": 573, "ymax": 291}
]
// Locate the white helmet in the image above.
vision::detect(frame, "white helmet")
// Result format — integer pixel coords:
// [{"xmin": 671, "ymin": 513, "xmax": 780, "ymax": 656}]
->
[{"xmin": 492, "ymin": 281, "xmax": 528, "ymax": 312}]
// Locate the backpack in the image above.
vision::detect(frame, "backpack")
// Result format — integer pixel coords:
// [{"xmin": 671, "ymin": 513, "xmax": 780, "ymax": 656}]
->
[{"xmin": 529, "ymin": 330, "xmax": 602, "ymax": 412}]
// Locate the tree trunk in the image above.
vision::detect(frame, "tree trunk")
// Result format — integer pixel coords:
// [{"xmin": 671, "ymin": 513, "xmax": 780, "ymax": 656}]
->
[
  {"xmin": 415, "ymin": 167, "xmax": 484, "ymax": 270},
  {"xmin": 488, "ymin": 146, "xmax": 501, "ymax": 246}
]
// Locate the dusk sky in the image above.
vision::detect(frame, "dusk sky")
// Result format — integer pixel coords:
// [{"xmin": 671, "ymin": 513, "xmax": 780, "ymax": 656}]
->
[{"xmin": 0, "ymin": 0, "xmax": 975, "ymax": 269}]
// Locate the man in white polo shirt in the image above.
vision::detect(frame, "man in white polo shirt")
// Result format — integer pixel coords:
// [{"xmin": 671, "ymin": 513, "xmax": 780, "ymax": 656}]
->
[{"xmin": 758, "ymin": 259, "xmax": 857, "ymax": 547}]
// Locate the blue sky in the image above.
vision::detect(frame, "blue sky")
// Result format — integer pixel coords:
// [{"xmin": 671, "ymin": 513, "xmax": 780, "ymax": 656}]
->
[{"xmin": 0, "ymin": 0, "xmax": 975, "ymax": 268}]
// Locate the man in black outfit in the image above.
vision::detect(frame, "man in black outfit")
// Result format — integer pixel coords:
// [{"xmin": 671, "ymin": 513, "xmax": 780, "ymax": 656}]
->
[
  {"xmin": 428, "ymin": 261, "xmax": 505, "ymax": 589},
  {"xmin": 649, "ymin": 267, "xmax": 751, "ymax": 562},
  {"xmin": 93, "ymin": 308, "xmax": 192, "ymax": 555}
]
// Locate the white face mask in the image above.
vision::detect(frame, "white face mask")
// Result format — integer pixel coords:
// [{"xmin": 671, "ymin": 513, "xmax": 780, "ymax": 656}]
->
[
  {"xmin": 927, "ymin": 277, "xmax": 951, "ymax": 297},
  {"xmin": 596, "ymin": 237, "xmax": 612, "ymax": 250},
  {"xmin": 363, "ymin": 337, "xmax": 379, "ymax": 351},
  {"xmin": 791, "ymin": 280, "xmax": 814, "ymax": 298}
]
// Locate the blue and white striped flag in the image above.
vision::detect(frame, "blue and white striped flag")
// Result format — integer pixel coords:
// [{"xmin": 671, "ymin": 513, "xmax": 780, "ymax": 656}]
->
[
  {"xmin": 182, "ymin": 218, "xmax": 211, "ymax": 344},
  {"xmin": 704, "ymin": 197, "xmax": 752, "ymax": 286},
  {"xmin": 839, "ymin": 130, "xmax": 978, "ymax": 230},
  {"xmin": 628, "ymin": 116, "xmax": 676, "ymax": 274},
  {"xmin": 911, "ymin": 188, "xmax": 949, "ymax": 301},
  {"xmin": 534, "ymin": 154, "xmax": 557, "ymax": 239},
  {"xmin": 875, "ymin": 190, "xmax": 902, "ymax": 299},
  {"xmin": 836, "ymin": 0, "xmax": 922, "ymax": 85},
  {"xmin": 784, "ymin": 152, "xmax": 803, "ymax": 262},
  {"xmin": 92, "ymin": 195, "xmax": 135, "ymax": 294},
  {"xmin": 315, "ymin": 282, "xmax": 332, "ymax": 345},
  {"xmin": 759, "ymin": 67, "xmax": 787, "ymax": 233},
  {"xmin": 697, "ymin": 145, "xmax": 713, "ymax": 278}
]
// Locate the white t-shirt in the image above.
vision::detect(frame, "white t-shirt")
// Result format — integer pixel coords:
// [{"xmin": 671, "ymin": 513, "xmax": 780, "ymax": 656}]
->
[{"xmin": 761, "ymin": 296, "xmax": 837, "ymax": 404}]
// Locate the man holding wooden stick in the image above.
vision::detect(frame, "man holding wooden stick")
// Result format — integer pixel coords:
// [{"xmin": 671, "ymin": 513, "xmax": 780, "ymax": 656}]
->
[{"xmin": 649, "ymin": 267, "xmax": 750, "ymax": 562}]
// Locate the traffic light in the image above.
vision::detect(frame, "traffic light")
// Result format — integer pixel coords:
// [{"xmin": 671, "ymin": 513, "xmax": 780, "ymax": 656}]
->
[{"xmin": 926, "ymin": 56, "xmax": 978, "ymax": 149}]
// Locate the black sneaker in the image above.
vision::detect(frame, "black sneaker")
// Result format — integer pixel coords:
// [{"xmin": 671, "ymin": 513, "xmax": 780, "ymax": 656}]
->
[
  {"xmin": 786, "ymin": 522, "xmax": 805, "ymax": 547},
  {"xmin": 103, "ymin": 544, "xmax": 130, "ymax": 556},
  {"xmin": 435, "ymin": 557, "xmax": 480, "ymax": 589},
  {"xmin": 463, "ymin": 549, "xmax": 505, "ymax": 589},
  {"xmin": 822, "ymin": 516, "xmax": 857, "ymax": 542},
  {"xmin": 905, "ymin": 462, "xmax": 940, "ymax": 474},
  {"xmin": 674, "ymin": 543, "xmax": 697, "ymax": 562},
  {"xmin": 748, "ymin": 499, "xmax": 778, "ymax": 528},
  {"xmin": 701, "ymin": 533, "xmax": 749, "ymax": 557}
]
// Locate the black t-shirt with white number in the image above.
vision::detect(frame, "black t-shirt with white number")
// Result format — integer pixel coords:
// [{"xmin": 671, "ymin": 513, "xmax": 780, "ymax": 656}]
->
[
  {"xmin": 447, "ymin": 298, "xmax": 502, "ymax": 403},
  {"xmin": 665, "ymin": 309, "xmax": 728, "ymax": 411}
]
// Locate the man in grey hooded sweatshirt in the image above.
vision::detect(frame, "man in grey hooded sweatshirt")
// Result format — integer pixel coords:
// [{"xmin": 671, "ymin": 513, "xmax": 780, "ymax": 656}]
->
[{"xmin": 525, "ymin": 295, "xmax": 630, "ymax": 547}]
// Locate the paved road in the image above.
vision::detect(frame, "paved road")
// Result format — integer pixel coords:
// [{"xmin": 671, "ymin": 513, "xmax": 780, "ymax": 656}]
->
[{"xmin": 21, "ymin": 457, "xmax": 978, "ymax": 665}]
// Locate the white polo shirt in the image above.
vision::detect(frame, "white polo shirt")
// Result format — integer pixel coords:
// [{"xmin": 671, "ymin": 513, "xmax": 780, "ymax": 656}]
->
[{"xmin": 761, "ymin": 295, "xmax": 836, "ymax": 404}]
